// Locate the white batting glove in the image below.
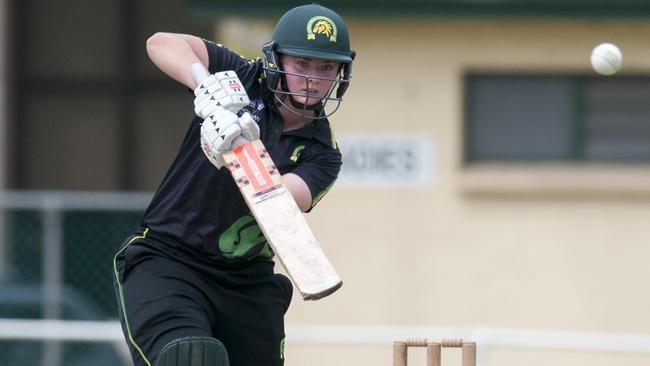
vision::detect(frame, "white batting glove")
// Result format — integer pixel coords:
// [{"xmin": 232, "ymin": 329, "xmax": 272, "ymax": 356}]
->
[
  {"xmin": 237, "ymin": 112, "xmax": 259, "ymax": 141},
  {"xmin": 194, "ymin": 71, "xmax": 250, "ymax": 119},
  {"xmin": 200, "ymin": 107, "xmax": 241, "ymax": 168},
  {"xmin": 200, "ymin": 107, "xmax": 260, "ymax": 169}
]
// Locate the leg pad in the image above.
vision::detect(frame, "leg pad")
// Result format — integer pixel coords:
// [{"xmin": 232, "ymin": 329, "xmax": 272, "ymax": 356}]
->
[{"xmin": 155, "ymin": 336, "xmax": 230, "ymax": 366}]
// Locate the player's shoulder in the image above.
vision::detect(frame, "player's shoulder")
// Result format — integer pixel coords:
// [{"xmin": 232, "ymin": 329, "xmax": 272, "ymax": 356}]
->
[
  {"xmin": 203, "ymin": 39, "xmax": 263, "ymax": 75},
  {"xmin": 310, "ymin": 118, "xmax": 340, "ymax": 152},
  {"xmin": 203, "ymin": 39, "xmax": 261, "ymax": 65}
]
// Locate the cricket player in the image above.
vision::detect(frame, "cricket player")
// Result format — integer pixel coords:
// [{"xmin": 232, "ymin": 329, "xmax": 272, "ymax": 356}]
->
[{"xmin": 112, "ymin": 4, "xmax": 354, "ymax": 366}]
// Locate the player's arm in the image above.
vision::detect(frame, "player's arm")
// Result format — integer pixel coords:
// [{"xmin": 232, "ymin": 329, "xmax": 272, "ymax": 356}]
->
[
  {"xmin": 282, "ymin": 173, "xmax": 312, "ymax": 213},
  {"xmin": 146, "ymin": 32, "xmax": 208, "ymax": 89},
  {"xmin": 286, "ymin": 146, "xmax": 341, "ymax": 213}
]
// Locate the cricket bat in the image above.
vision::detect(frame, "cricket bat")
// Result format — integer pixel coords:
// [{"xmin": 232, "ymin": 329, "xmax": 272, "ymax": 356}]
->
[{"xmin": 192, "ymin": 63, "xmax": 342, "ymax": 300}]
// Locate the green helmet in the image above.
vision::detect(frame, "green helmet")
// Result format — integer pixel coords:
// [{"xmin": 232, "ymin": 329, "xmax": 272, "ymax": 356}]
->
[
  {"xmin": 272, "ymin": 3, "xmax": 352, "ymax": 62},
  {"xmin": 262, "ymin": 3, "xmax": 355, "ymax": 118}
]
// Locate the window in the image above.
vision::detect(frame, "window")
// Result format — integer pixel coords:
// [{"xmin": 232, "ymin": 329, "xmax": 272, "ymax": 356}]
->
[
  {"xmin": 11, "ymin": 0, "xmax": 210, "ymax": 190},
  {"xmin": 465, "ymin": 75, "xmax": 650, "ymax": 164}
]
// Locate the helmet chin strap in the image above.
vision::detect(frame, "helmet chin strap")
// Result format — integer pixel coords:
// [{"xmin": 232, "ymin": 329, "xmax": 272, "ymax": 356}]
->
[
  {"xmin": 274, "ymin": 94, "xmax": 324, "ymax": 120},
  {"xmin": 288, "ymin": 95, "xmax": 321, "ymax": 111}
]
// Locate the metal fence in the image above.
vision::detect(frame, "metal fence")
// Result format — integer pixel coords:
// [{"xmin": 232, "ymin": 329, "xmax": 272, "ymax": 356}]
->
[{"xmin": 0, "ymin": 191, "xmax": 152, "ymax": 366}]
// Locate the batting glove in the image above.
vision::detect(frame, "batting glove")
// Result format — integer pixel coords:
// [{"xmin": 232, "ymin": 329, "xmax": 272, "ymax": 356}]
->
[
  {"xmin": 194, "ymin": 71, "xmax": 250, "ymax": 119},
  {"xmin": 237, "ymin": 111, "xmax": 259, "ymax": 142},
  {"xmin": 200, "ymin": 107, "xmax": 259, "ymax": 169}
]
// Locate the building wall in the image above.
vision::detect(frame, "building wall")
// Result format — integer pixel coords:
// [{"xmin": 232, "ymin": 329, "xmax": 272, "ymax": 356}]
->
[{"xmin": 283, "ymin": 19, "xmax": 650, "ymax": 366}]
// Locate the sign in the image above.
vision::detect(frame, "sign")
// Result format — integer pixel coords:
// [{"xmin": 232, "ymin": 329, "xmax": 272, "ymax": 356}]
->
[{"xmin": 336, "ymin": 135, "xmax": 435, "ymax": 187}]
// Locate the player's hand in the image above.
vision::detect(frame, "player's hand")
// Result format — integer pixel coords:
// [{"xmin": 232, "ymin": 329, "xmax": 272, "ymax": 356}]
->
[
  {"xmin": 200, "ymin": 107, "xmax": 259, "ymax": 169},
  {"xmin": 237, "ymin": 111, "xmax": 260, "ymax": 141},
  {"xmin": 194, "ymin": 71, "xmax": 250, "ymax": 119},
  {"xmin": 200, "ymin": 107, "xmax": 241, "ymax": 168}
]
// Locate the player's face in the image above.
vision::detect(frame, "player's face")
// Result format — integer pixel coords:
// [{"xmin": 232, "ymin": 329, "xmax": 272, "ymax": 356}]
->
[{"xmin": 281, "ymin": 55, "xmax": 340, "ymax": 106}]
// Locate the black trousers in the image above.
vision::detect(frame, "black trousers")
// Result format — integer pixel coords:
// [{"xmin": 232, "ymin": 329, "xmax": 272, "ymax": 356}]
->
[{"xmin": 113, "ymin": 228, "xmax": 293, "ymax": 366}]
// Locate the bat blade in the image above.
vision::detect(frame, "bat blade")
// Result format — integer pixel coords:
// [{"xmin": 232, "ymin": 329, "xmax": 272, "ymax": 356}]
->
[{"xmin": 224, "ymin": 141, "xmax": 342, "ymax": 300}]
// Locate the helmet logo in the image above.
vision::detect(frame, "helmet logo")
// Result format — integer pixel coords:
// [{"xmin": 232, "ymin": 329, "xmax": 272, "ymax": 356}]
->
[{"xmin": 306, "ymin": 16, "xmax": 337, "ymax": 42}]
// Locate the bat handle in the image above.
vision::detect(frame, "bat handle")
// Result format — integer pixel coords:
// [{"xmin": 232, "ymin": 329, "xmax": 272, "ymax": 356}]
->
[
  {"xmin": 232, "ymin": 136, "xmax": 248, "ymax": 148},
  {"xmin": 191, "ymin": 62, "xmax": 210, "ymax": 85}
]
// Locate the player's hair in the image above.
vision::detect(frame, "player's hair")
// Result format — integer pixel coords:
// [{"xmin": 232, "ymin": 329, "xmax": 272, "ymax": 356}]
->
[{"xmin": 262, "ymin": 4, "xmax": 355, "ymax": 119}]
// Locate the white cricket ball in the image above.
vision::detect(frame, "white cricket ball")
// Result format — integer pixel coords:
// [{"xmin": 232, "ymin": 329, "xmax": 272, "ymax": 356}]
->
[{"xmin": 590, "ymin": 43, "xmax": 622, "ymax": 75}]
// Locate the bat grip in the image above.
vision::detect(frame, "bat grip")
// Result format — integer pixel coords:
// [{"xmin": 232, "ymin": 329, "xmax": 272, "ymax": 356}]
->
[
  {"xmin": 191, "ymin": 62, "xmax": 210, "ymax": 85},
  {"xmin": 232, "ymin": 136, "xmax": 248, "ymax": 147}
]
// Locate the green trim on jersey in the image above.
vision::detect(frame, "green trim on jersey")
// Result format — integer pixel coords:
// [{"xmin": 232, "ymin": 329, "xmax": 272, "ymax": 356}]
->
[
  {"xmin": 312, "ymin": 179, "xmax": 336, "ymax": 208},
  {"xmin": 113, "ymin": 229, "xmax": 152, "ymax": 366},
  {"xmin": 329, "ymin": 124, "xmax": 338, "ymax": 150},
  {"xmin": 280, "ymin": 337, "xmax": 285, "ymax": 359}
]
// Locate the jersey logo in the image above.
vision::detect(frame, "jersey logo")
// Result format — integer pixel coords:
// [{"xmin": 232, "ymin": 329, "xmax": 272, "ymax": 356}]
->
[
  {"xmin": 218, "ymin": 214, "xmax": 271, "ymax": 259},
  {"xmin": 290, "ymin": 145, "xmax": 305, "ymax": 162},
  {"xmin": 307, "ymin": 16, "xmax": 337, "ymax": 42}
]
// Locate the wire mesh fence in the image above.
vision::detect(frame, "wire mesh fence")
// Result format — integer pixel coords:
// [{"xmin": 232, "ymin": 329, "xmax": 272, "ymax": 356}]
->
[{"xmin": 0, "ymin": 191, "xmax": 151, "ymax": 366}]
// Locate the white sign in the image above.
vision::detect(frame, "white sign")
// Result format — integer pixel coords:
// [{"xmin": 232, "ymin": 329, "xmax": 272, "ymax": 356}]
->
[{"xmin": 336, "ymin": 135, "xmax": 435, "ymax": 187}]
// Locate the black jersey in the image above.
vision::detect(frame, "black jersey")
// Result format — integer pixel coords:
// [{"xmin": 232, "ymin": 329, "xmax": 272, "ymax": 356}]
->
[{"xmin": 141, "ymin": 41, "xmax": 342, "ymax": 262}]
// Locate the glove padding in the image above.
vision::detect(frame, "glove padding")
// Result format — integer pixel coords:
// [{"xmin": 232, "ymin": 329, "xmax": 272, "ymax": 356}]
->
[
  {"xmin": 200, "ymin": 107, "xmax": 260, "ymax": 169},
  {"xmin": 237, "ymin": 111, "xmax": 259, "ymax": 142},
  {"xmin": 194, "ymin": 71, "xmax": 250, "ymax": 119}
]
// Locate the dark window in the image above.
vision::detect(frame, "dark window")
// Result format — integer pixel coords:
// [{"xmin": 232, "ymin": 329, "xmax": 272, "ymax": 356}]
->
[
  {"xmin": 465, "ymin": 75, "xmax": 650, "ymax": 164},
  {"xmin": 11, "ymin": 0, "xmax": 210, "ymax": 190}
]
